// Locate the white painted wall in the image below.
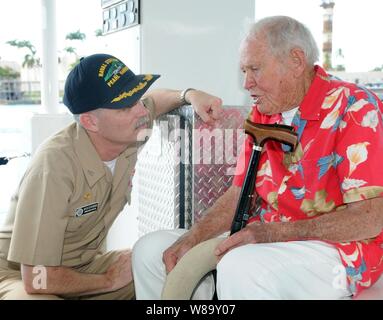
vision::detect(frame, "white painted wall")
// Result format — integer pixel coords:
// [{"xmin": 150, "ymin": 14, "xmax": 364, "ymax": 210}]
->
[
  {"xmin": 140, "ymin": 0, "xmax": 254, "ymax": 107},
  {"xmin": 99, "ymin": 25, "xmax": 141, "ymax": 75}
]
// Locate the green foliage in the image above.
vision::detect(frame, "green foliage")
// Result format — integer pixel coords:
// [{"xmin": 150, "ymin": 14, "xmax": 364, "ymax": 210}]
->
[
  {"xmin": 0, "ymin": 66, "xmax": 20, "ymax": 79},
  {"xmin": 65, "ymin": 30, "xmax": 86, "ymax": 41},
  {"xmin": 6, "ymin": 39, "xmax": 41, "ymax": 68},
  {"xmin": 64, "ymin": 46, "xmax": 77, "ymax": 55},
  {"xmin": 7, "ymin": 28, "xmax": 101, "ymax": 72},
  {"xmin": 64, "ymin": 30, "xmax": 87, "ymax": 69},
  {"xmin": 6, "ymin": 40, "xmax": 36, "ymax": 54},
  {"xmin": 95, "ymin": 29, "xmax": 103, "ymax": 37}
]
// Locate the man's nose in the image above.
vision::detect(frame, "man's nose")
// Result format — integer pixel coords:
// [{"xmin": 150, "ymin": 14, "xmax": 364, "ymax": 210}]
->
[{"xmin": 243, "ymin": 73, "xmax": 255, "ymax": 91}]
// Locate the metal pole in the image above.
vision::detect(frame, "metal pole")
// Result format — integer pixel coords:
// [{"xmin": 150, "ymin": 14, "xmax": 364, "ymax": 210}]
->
[{"xmin": 41, "ymin": 0, "xmax": 59, "ymax": 114}]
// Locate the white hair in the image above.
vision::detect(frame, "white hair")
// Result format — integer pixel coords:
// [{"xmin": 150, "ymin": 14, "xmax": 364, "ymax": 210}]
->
[{"xmin": 245, "ymin": 16, "xmax": 319, "ymax": 65}]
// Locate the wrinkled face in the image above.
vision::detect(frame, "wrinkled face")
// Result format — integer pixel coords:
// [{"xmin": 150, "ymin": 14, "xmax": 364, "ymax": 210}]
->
[
  {"xmin": 240, "ymin": 35, "xmax": 298, "ymax": 115},
  {"xmin": 92, "ymin": 100, "xmax": 150, "ymax": 146}
]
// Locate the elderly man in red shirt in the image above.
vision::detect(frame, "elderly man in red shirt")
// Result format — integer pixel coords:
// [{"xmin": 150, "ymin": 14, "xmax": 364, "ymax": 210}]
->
[{"xmin": 132, "ymin": 15, "xmax": 383, "ymax": 299}]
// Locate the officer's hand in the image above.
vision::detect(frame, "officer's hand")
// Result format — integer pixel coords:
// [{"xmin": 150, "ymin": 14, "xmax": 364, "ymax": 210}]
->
[{"xmin": 105, "ymin": 250, "xmax": 133, "ymax": 292}]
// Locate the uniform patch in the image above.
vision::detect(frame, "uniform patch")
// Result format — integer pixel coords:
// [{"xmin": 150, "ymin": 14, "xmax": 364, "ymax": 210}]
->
[{"xmin": 74, "ymin": 202, "xmax": 99, "ymax": 217}]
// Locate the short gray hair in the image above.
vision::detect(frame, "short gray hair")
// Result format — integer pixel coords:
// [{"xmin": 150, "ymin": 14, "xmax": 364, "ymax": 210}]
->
[
  {"xmin": 73, "ymin": 109, "xmax": 101, "ymax": 127},
  {"xmin": 246, "ymin": 16, "xmax": 319, "ymax": 65}
]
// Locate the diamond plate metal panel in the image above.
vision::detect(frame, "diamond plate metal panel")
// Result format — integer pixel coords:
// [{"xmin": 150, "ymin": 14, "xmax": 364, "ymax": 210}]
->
[
  {"xmin": 136, "ymin": 115, "xmax": 184, "ymax": 236},
  {"xmin": 192, "ymin": 108, "xmax": 248, "ymax": 223},
  {"xmin": 136, "ymin": 106, "xmax": 249, "ymax": 236}
]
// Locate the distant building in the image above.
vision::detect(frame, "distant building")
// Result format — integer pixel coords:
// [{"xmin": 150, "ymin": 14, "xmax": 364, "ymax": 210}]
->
[
  {"xmin": 331, "ymin": 71, "xmax": 383, "ymax": 100},
  {"xmin": 331, "ymin": 71, "xmax": 383, "ymax": 85}
]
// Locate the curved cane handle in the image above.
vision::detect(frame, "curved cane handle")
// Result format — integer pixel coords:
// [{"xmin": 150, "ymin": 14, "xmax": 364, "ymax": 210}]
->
[{"xmin": 161, "ymin": 238, "xmax": 223, "ymax": 300}]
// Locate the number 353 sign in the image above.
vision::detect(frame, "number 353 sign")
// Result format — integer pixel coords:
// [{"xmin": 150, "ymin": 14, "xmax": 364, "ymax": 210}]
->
[{"xmin": 102, "ymin": 0, "xmax": 139, "ymax": 35}]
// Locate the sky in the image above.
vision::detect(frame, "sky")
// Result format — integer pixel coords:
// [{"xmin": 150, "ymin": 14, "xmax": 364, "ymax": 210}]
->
[
  {"xmin": 256, "ymin": 0, "xmax": 383, "ymax": 72},
  {"xmin": 0, "ymin": 0, "xmax": 382, "ymax": 72},
  {"xmin": 0, "ymin": 0, "xmax": 101, "ymax": 66}
]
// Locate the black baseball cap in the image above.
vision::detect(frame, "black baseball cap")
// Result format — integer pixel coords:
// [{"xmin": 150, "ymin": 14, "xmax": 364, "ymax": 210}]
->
[{"xmin": 63, "ymin": 53, "xmax": 160, "ymax": 114}]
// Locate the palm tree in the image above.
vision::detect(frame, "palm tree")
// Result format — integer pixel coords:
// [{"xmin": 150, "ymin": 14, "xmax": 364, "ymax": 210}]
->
[
  {"xmin": 64, "ymin": 30, "xmax": 86, "ymax": 69},
  {"xmin": 63, "ymin": 46, "xmax": 77, "ymax": 55},
  {"xmin": 65, "ymin": 30, "xmax": 86, "ymax": 41},
  {"xmin": 6, "ymin": 40, "xmax": 41, "ymax": 68},
  {"xmin": 95, "ymin": 29, "xmax": 103, "ymax": 37}
]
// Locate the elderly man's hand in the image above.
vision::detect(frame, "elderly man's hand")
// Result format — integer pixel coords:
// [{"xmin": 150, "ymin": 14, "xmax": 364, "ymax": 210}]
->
[
  {"xmin": 214, "ymin": 221, "xmax": 277, "ymax": 258},
  {"xmin": 187, "ymin": 90, "xmax": 223, "ymax": 124},
  {"xmin": 162, "ymin": 232, "xmax": 201, "ymax": 274}
]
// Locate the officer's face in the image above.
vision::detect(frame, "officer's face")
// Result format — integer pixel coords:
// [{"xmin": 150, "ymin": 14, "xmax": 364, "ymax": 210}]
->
[{"xmin": 94, "ymin": 100, "xmax": 150, "ymax": 146}]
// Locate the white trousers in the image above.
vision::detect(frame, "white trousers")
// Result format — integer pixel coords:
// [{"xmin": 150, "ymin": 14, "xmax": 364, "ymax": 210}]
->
[{"xmin": 132, "ymin": 229, "xmax": 352, "ymax": 300}]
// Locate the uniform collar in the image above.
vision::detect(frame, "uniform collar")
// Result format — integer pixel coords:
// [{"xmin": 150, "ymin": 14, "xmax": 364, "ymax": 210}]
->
[
  {"xmin": 112, "ymin": 143, "xmax": 138, "ymax": 192},
  {"xmin": 298, "ymin": 65, "xmax": 331, "ymax": 121}
]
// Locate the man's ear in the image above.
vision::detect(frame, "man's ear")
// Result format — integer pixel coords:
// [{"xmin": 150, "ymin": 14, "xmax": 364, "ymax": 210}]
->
[
  {"xmin": 289, "ymin": 48, "xmax": 307, "ymax": 78},
  {"xmin": 79, "ymin": 112, "xmax": 99, "ymax": 132}
]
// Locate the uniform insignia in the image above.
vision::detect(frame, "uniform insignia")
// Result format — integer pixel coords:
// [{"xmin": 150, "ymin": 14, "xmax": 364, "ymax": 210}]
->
[{"xmin": 83, "ymin": 192, "xmax": 92, "ymax": 201}]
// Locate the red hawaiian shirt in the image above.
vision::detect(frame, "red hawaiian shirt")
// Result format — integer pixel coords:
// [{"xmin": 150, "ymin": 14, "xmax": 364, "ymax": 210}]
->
[{"xmin": 233, "ymin": 65, "xmax": 383, "ymax": 296}]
